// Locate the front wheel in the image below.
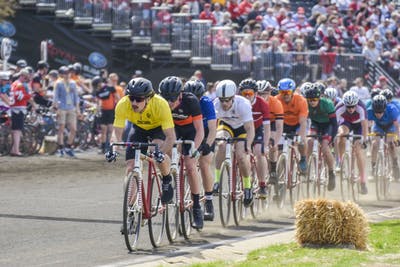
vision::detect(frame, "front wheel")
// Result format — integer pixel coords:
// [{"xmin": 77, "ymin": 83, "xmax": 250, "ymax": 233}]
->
[
  {"xmin": 340, "ymin": 153, "xmax": 351, "ymax": 201},
  {"xmin": 148, "ymin": 174, "xmax": 165, "ymax": 248},
  {"xmin": 275, "ymin": 154, "xmax": 287, "ymax": 209},
  {"xmin": 289, "ymin": 157, "xmax": 299, "ymax": 208},
  {"xmin": 123, "ymin": 173, "xmax": 141, "ymax": 251},
  {"xmin": 232, "ymin": 164, "xmax": 244, "ymax": 226},
  {"xmin": 166, "ymin": 172, "xmax": 179, "ymax": 243},
  {"xmin": 307, "ymin": 154, "xmax": 317, "ymax": 199},
  {"xmin": 218, "ymin": 162, "xmax": 231, "ymax": 227}
]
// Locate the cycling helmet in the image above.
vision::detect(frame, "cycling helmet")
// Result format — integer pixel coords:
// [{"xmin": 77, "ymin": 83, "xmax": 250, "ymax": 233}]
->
[
  {"xmin": 158, "ymin": 76, "xmax": 183, "ymax": 100},
  {"xmin": 277, "ymin": 78, "xmax": 296, "ymax": 91},
  {"xmin": 183, "ymin": 80, "xmax": 205, "ymax": 98},
  {"xmin": 314, "ymin": 81, "xmax": 326, "ymax": 95},
  {"xmin": 91, "ymin": 76, "xmax": 102, "ymax": 88},
  {"xmin": 304, "ymin": 83, "xmax": 321, "ymax": 99},
  {"xmin": 16, "ymin": 59, "xmax": 27, "ymax": 68},
  {"xmin": 342, "ymin": 91, "xmax": 359, "ymax": 106},
  {"xmin": 370, "ymin": 88, "xmax": 381, "ymax": 99},
  {"xmin": 0, "ymin": 71, "xmax": 10, "ymax": 80},
  {"xmin": 299, "ymin": 82, "xmax": 313, "ymax": 97},
  {"xmin": 271, "ymin": 87, "xmax": 279, "ymax": 96},
  {"xmin": 257, "ymin": 80, "xmax": 271, "ymax": 93},
  {"xmin": 126, "ymin": 77, "xmax": 154, "ymax": 97},
  {"xmin": 324, "ymin": 87, "xmax": 338, "ymax": 100},
  {"xmin": 372, "ymin": 94, "xmax": 387, "ymax": 113},
  {"xmin": 216, "ymin": 79, "xmax": 237, "ymax": 98},
  {"xmin": 58, "ymin": 66, "xmax": 69, "ymax": 75},
  {"xmin": 238, "ymin": 78, "xmax": 258, "ymax": 92},
  {"xmin": 73, "ymin": 62, "xmax": 82, "ymax": 74},
  {"xmin": 381, "ymin": 88, "xmax": 394, "ymax": 101},
  {"xmin": 37, "ymin": 60, "xmax": 49, "ymax": 70}
]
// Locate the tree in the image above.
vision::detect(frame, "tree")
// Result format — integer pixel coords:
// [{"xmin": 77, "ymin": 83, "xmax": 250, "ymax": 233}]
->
[{"xmin": 0, "ymin": 0, "xmax": 17, "ymax": 22}]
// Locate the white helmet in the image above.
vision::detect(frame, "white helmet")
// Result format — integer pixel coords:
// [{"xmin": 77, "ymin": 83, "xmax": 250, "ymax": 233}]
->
[
  {"xmin": 343, "ymin": 91, "xmax": 359, "ymax": 106},
  {"xmin": 216, "ymin": 79, "xmax": 237, "ymax": 98},
  {"xmin": 257, "ymin": 80, "xmax": 271, "ymax": 92},
  {"xmin": 324, "ymin": 87, "xmax": 337, "ymax": 100}
]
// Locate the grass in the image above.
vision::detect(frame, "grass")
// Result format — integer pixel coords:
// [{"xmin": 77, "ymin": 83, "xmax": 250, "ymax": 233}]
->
[{"xmin": 190, "ymin": 220, "xmax": 400, "ymax": 267}]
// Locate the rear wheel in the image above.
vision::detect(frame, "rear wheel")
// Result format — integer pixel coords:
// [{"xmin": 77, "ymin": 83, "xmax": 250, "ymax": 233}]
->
[
  {"xmin": 276, "ymin": 154, "xmax": 287, "ymax": 209},
  {"xmin": 166, "ymin": 171, "xmax": 179, "ymax": 243},
  {"xmin": 148, "ymin": 174, "xmax": 165, "ymax": 247},
  {"xmin": 123, "ymin": 173, "xmax": 141, "ymax": 251},
  {"xmin": 307, "ymin": 154, "xmax": 317, "ymax": 198},
  {"xmin": 218, "ymin": 162, "xmax": 231, "ymax": 227},
  {"xmin": 289, "ymin": 157, "xmax": 299, "ymax": 208}
]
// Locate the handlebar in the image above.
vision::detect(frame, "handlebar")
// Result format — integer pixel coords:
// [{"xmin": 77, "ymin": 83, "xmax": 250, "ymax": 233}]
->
[
  {"xmin": 368, "ymin": 132, "xmax": 398, "ymax": 138},
  {"xmin": 110, "ymin": 142, "xmax": 159, "ymax": 151},
  {"xmin": 174, "ymin": 140, "xmax": 196, "ymax": 155},
  {"xmin": 337, "ymin": 134, "xmax": 363, "ymax": 139},
  {"xmin": 215, "ymin": 137, "xmax": 248, "ymax": 152}
]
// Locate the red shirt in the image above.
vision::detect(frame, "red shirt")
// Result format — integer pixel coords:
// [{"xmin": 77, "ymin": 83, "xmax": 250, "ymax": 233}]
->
[
  {"xmin": 251, "ymin": 96, "xmax": 270, "ymax": 129},
  {"xmin": 227, "ymin": 2, "xmax": 240, "ymax": 20},
  {"xmin": 11, "ymin": 80, "xmax": 31, "ymax": 108},
  {"xmin": 199, "ymin": 11, "xmax": 217, "ymax": 25}
]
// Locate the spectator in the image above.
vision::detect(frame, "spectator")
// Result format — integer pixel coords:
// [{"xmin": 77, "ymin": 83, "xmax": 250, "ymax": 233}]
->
[
  {"xmin": 212, "ymin": 3, "xmax": 224, "ymax": 26},
  {"xmin": 0, "ymin": 72, "xmax": 11, "ymax": 113},
  {"xmin": 238, "ymin": 35, "xmax": 253, "ymax": 70},
  {"xmin": 199, "ymin": 3, "xmax": 217, "ymax": 25},
  {"xmin": 352, "ymin": 26, "xmax": 367, "ymax": 53},
  {"xmin": 311, "ymin": 0, "xmax": 327, "ymax": 17},
  {"xmin": 133, "ymin": 69, "xmax": 143, "ymax": 78},
  {"xmin": 374, "ymin": 75, "xmax": 391, "ymax": 90},
  {"xmin": 280, "ymin": 12, "xmax": 297, "ymax": 33},
  {"xmin": 363, "ymin": 39, "xmax": 380, "ymax": 63},
  {"xmin": 227, "ymin": 0, "xmax": 241, "ymax": 25},
  {"xmin": 31, "ymin": 60, "xmax": 52, "ymax": 108},
  {"xmin": 349, "ymin": 77, "xmax": 370, "ymax": 104},
  {"xmin": 262, "ymin": 8, "xmax": 279, "ymax": 30}
]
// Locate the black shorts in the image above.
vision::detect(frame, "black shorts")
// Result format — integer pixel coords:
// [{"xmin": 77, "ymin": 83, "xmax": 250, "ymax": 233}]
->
[
  {"xmin": 100, "ymin": 109, "xmax": 115, "ymax": 125},
  {"xmin": 11, "ymin": 111, "xmax": 24, "ymax": 130},
  {"xmin": 283, "ymin": 123, "xmax": 299, "ymax": 136},
  {"xmin": 217, "ymin": 121, "xmax": 247, "ymax": 138},
  {"xmin": 310, "ymin": 121, "xmax": 330, "ymax": 136},
  {"xmin": 126, "ymin": 126, "xmax": 166, "ymax": 160},
  {"xmin": 270, "ymin": 121, "xmax": 276, "ymax": 132},
  {"xmin": 253, "ymin": 126, "xmax": 264, "ymax": 144},
  {"xmin": 340, "ymin": 121, "xmax": 362, "ymax": 135},
  {"xmin": 175, "ymin": 125, "xmax": 196, "ymax": 156}
]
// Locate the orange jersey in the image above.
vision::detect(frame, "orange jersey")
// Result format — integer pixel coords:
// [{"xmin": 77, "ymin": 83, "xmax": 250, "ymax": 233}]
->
[
  {"xmin": 115, "ymin": 85, "xmax": 125, "ymax": 99},
  {"xmin": 268, "ymin": 95, "xmax": 284, "ymax": 122},
  {"xmin": 276, "ymin": 93, "xmax": 308, "ymax": 126}
]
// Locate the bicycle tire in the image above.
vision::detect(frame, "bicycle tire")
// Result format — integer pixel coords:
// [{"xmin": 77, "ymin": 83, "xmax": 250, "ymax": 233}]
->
[
  {"xmin": 306, "ymin": 154, "xmax": 317, "ymax": 199},
  {"xmin": 340, "ymin": 153, "xmax": 351, "ymax": 201},
  {"xmin": 166, "ymin": 171, "xmax": 179, "ymax": 243},
  {"xmin": 351, "ymin": 155, "xmax": 360, "ymax": 203},
  {"xmin": 148, "ymin": 174, "xmax": 165, "ymax": 248},
  {"xmin": 289, "ymin": 157, "xmax": 299, "ymax": 208},
  {"xmin": 233, "ymin": 164, "xmax": 244, "ymax": 226},
  {"xmin": 276, "ymin": 154, "xmax": 287, "ymax": 209},
  {"xmin": 180, "ymin": 171, "xmax": 192, "ymax": 239},
  {"xmin": 250, "ymin": 165, "xmax": 267, "ymax": 218},
  {"xmin": 123, "ymin": 173, "xmax": 141, "ymax": 251},
  {"xmin": 218, "ymin": 162, "xmax": 231, "ymax": 227},
  {"xmin": 318, "ymin": 161, "xmax": 328, "ymax": 198}
]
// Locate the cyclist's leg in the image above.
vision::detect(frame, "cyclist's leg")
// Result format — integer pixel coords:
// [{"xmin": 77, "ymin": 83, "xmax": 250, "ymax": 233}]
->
[
  {"xmin": 386, "ymin": 125, "xmax": 399, "ymax": 180},
  {"xmin": 214, "ymin": 122, "xmax": 232, "ymax": 192},
  {"xmin": 370, "ymin": 124, "xmax": 382, "ymax": 176},
  {"xmin": 199, "ymin": 139, "xmax": 215, "ymax": 220},
  {"xmin": 352, "ymin": 124, "xmax": 367, "ymax": 194},
  {"xmin": 253, "ymin": 126, "xmax": 267, "ymax": 186},
  {"xmin": 268, "ymin": 121, "xmax": 280, "ymax": 183},
  {"xmin": 235, "ymin": 131, "xmax": 252, "ymax": 206},
  {"xmin": 336, "ymin": 123, "xmax": 350, "ymax": 162}
]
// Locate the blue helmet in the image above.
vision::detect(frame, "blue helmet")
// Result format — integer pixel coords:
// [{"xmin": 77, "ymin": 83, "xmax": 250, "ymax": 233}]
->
[{"xmin": 277, "ymin": 78, "xmax": 296, "ymax": 91}]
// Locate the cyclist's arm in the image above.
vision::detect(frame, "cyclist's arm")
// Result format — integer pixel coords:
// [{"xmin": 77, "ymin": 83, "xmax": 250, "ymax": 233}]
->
[
  {"xmin": 160, "ymin": 127, "xmax": 176, "ymax": 155},
  {"xmin": 206, "ymin": 119, "xmax": 217, "ymax": 146},
  {"xmin": 244, "ymin": 120, "xmax": 255, "ymax": 152},
  {"xmin": 113, "ymin": 126, "xmax": 124, "ymax": 143},
  {"xmin": 263, "ymin": 122, "xmax": 271, "ymax": 152},
  {"xmin": 193, "ymin": 117, "xmax": 205, "ymax": 150}
]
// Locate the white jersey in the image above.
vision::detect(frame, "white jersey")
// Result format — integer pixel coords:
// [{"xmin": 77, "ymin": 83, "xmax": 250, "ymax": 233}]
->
[{"xmin": 213, "ymin": 95, "xmax": 253, "ymax": 129}]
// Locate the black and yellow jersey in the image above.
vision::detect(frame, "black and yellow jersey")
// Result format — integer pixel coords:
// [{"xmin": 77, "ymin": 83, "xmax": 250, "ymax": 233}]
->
[{"xmin": 113, "ymin": 94, "xmax": 174, "ymax": 130}]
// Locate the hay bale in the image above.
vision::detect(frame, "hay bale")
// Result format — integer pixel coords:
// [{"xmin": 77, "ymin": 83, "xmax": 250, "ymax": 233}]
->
[{"xmin": 294, "ymin": 199, "xmax": 369, "ymax": 250}]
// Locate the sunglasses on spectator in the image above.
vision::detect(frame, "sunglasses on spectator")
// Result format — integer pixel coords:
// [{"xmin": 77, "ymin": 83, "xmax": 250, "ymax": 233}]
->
[
  {"xmin": 129, "ymin": 95, "xmax": 146, "ymax": 103},
  {"xmin": 279, "ymin": 90, "xmax": 293, "ymax": 95},
  {"xmin": 241, "ymin": 89, "xmax": 255, "ymax": 97},
  {"xmin": 307, "ymin": 98, "xmax": 319, "ymax": 102},
  {"xmin": 346, "ymin": 105, "xmax": 356, "ymax": 109},
  {"xmin": 219, "ymin": 96, "xmax": 234, "ymax": 103}
]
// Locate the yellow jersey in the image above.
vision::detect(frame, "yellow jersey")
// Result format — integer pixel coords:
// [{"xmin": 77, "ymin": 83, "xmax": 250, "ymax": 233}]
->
[{"xmin": 113, "ymin": 94, "xmax": 174, "ymax": 130}]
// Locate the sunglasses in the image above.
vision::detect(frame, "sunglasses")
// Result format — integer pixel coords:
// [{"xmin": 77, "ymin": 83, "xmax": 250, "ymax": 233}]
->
[
  {"xmin": 219, "ymin": 97, "xmax": 234, "ymax": 103},
  {"xmin": 279, "ymin": 90, "xmax": 293, "ymax": 95},
  {"xmin": 129, "ymin": 95, "xmax": 146, "ymax": 103},
  {"xmin": 346, "ymin": 105, "xmax": 356, "ymax": 109},
  {"xmin": 241, "ymin": 89, "xmax": 255, "ymax": 97},
  {"xmin": 374, "ymin": 111, "xmax": 384, "ymax": 114},
  {"xmin": 307, "ymin": 98, "xmax": 319, "ymax": 102}
]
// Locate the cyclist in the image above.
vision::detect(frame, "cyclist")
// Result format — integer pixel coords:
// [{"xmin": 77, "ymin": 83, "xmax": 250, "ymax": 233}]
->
[
  {"xmin": 257, "ymin": 80, "xmax": 284, "ymax": 184},
  {"xmin": 107, "ymin": 77, "xmax": 176, "ymax": 206},
  {"xmin": 367, "ymin": 95, "xmax": 400, "ymax": 181},
  {"xmin": 184, "ymin": 79, "xmax": 217, "ymax": 221},
  {"xmin": 380, "ymin": 88, "xmax": 400, "ymax": 117},
  {"xmin": 324, "ymin": 87, "xmax": 341, "ymax": 106},
  {"xmin": 335, "ymin": 91, "xmax": 369, "ymax": 194},
  {"xmin": 365, "ymin": 88, "xmax": 381, "ymax": 110},
  {"xmin": 276, "ymin": 78, "xmax": 308, "ymax": 173},
  {"xmin": 213, "ymin": 79, "xmax": 255, "ymax": 207},
  {"xmin": 239, "ymin": 78, "xmax": 271, "ymax": 198},
  {"xmin": 159, "ymin": 76, "xmax": 205, "ymax": 229},
  {"xmin": 304, "ymin": 83, "xmax": 338, "ymax": 191}
]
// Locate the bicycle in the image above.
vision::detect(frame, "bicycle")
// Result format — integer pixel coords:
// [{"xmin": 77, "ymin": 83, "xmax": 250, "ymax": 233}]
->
[
  {"xmin": 109, "ymin": 142, "xmax": 166, "ymax": 251},
  {"xmin": 369, "ymin": 132, "xmax": 396, "ymax": 201},
  {"xmin": 166, "ymin": 139, "xmax": 196, "ymax": 242},
  {"xmin": 338, "ymin": 134, "xmax": 363, "ymax": 202},
  {"xmin": 215, "ymin": 137, "xmax": 253, "ymax": 227},
  {"xmin": 271, "ymin": 133, "xmax": 301, "ymax": 209},
  {"xmin": 305, "ymin": 134, "xmax": 328, "ymax": 199}
]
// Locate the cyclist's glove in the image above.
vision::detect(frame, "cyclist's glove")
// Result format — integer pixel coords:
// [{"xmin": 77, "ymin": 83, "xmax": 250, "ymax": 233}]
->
[
  {"xmin": 153, "ymin": 150, "xmax": 165, "ymax": 163},
  {"xmin": 105, "ymin": 151, "xmax": 118, "ymax": 162},
  {"xmin": 191, "ymin": 149, "xmax": 201, "ymax": 159},
  {"xmin": 200, "ymin": 143, "xmax": 211, "ymax": 156}
]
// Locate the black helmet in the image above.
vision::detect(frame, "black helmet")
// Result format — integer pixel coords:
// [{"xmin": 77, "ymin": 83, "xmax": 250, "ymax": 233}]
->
[
  {"xmin": 381, "ymin": 88, "xmax": 393, "ymax": 101},
  {"xmin": 91, "ymin": 76, "xmax": 102, "ymax": 88},
  {"xmin": 37, "ymin": 60, "xmax": 49, "ymax": 70},
  {"xmin": 304, "ymin": 83, "xmax": 321, "ymax": 98},
  {"xmin": 314, "ymin": 82, "xmax": 326, "ymax": 95},
  {"xmin": 372, "ymin": 94, "xmax": 387, "ymax": 113},
  {"xmin": 271, "ymin": 87, "xmax": 279, "ymax": 96},
  {"xmin": 16, "ymin": 59, "xmax": 27, "ymax": 68},
  {"xmin": 184, "ymin": 80, "xmax": 205, "ymax": 98},
  {"xmin": 126, "ymin": 77, "xmax": 154, "ymax": 97},
  {"xmin": 370, "ymin": 88, "xmax": 381, "ymax": 99},
  {"xmin": 238, "ymin": 78, "xmax": 258, "ymax": 92},
  {"xmin": 158, "ymin": 76, "xmax": 183, "ymax": 100}
]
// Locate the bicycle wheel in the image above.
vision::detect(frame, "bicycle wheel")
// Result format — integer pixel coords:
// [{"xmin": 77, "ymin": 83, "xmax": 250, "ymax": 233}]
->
[
  {"xmin": 318, "ymin": 161, "xmax": 328, "ymax": 198},
  {"xmin": 148, "ymin": 174, "xmax": 165, "ymax": 248},
  {"xmin": 340, "ymin": 153, "xmax": 351, "ymax": 201},
  {"xmin": 275, "ymin": 154, "xmax": 287, "ymax": 209},
  {"xmin": 351, "ymin": 156, "xmax": 360, "ymax": 203},
  {"xmin": 0, "ymin": 126, "xmax": 11, "ymax": 156},
  {"xmin": 233, "ymin": 165, "xmax": 244, "ymax": 226},
  {"xmin": 306, "ymin": 154, "xmax": 317, "ymax": 199},
  {"xmin": 289, "ymin": 157, "xmax": 299, "ymax": 208},
  {"xmin": 123, "ymin": 173, "xmax": 141, "ymax": 251},
  {"xmin": 250, "ymin": 170, "xmax": 267, "ymax": 219},
  {"xmin": 384, "ymin": 155, "xmax": 392, "ymax": 199},
  {"xmin": 218, "ymin": 162, "xmax": 231, "ymax": 227},
  {"xmin": 180, "ymin": 172, "xmax": 192, "ymax": 239},
  {"xmin": 166, "ymin": 171, "xmax": 179, "ymax": 243}
]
